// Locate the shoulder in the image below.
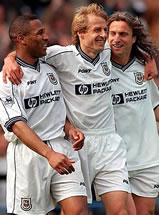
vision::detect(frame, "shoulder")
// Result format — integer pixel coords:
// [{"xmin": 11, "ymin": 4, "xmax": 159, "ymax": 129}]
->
[
  {"xmin": 103, "ymin": 42, "xmax": 111, "ymax": 54},
  {"xmin": 131, "ymin": 58, "xmax": 145, "ymax": 71},
  {"xmin": 100, "ymin": 42, "xmax": 111, "ymax": 60},
  {"xmin": 46, "ymin": 45, "xmax": 77, "ymax": 59},
  {"xmin": 104, "ymin": 41, "xmax": 111, "ymax": 51}
]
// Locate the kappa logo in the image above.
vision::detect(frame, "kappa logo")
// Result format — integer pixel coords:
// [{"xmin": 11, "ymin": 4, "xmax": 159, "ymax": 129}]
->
[
  {"xmin": 134, "ymin": 72, "xmax": 144, "ymax": 85},
  {"xmin": 47, "ymin": 73, "xmax": 58, "ymax": 85},
  {"xmin": 75, "ymin": 84, "xmax": 91, "ymax": 95},
  {"xmin": 21, "ymin": 198, "xmax": 32, "ymax": 211},
  {"xmin": 101, "ymin": 62, "xmax": 110, "ymax": 76}
]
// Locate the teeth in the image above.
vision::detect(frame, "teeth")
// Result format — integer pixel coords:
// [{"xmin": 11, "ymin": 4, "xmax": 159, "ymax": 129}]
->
[
  {"xmin": 113, "ymin": 44, "xmax": 122, "ymax": 48},
  {"xmin": 97, "ymin": 41, "xmax": 105, "ymax": 43}
]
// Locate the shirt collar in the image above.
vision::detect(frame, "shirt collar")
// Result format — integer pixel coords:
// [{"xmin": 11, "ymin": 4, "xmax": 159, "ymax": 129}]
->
[
  {"xmin": 16, "ymin": 57, "xmax": 40, "ymax": 72},
  {"xmin": 111, "ymin": 57, "xmax": 136, "ymax": 71},
  {"xmin": 76, "ymin": 45, "xmax": 100, "ymax": 66}
]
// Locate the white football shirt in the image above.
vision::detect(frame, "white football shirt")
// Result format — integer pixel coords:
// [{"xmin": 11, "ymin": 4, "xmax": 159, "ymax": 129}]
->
[
  {"xmin": 0, "ymin": 58, "xmax": 66, "ymax": 140},
  {"xmin": 111, "ymin": 57, "xmax": 159, "ymax": 170},
  {"xmin": 45, "ymin": 44, "xmax": 115, "ymax": 131}
]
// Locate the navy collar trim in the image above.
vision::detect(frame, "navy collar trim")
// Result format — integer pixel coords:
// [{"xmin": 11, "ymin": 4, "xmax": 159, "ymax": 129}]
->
[
  {"xmin": 16, "ymin": 57, "xmax": 40, "ymax": 72},
  {"xmin": 77, "ymin": 45, "xmax": 100, "ymax": 66},
  {"xmin": 111, "ymin": 57, "xmax": 136, "ymax": 71}
]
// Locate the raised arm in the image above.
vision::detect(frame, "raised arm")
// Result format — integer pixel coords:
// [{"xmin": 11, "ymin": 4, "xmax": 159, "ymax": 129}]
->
[
  {"xmin": 12, "ymin": 121, "xmax": 75, "ymax": 174},
  {"xmin": 2, "ymin": 51, "xmax": 23, "ymax": 85}
]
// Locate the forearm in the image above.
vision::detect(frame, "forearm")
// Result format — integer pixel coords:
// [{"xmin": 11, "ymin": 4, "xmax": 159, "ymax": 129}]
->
[
  {"xmin": 64, "ymin": 118, "xmax": 85, "ymax": 151},
  {"xmin": 4, "ymin": 51, "xmax": 16, "ymax": 63},
  {"xmin": 0, "ymin": 125, "xmax": 8, "ymax": 156},
  {"xmin": 3, "ymin": 50, "xmax": 23, "ymax": 85},
  {"xmin": 12, "ymin": 121, "xmax": 53, "ymax": 158},
  {"xmin": 12, "ymin": 121, "xmax": 75, "ymax": 174}
]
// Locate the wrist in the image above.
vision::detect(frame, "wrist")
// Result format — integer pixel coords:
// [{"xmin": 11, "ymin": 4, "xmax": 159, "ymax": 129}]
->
[{"xmin": 45, "ymin": 147, "xmax": 55, "ymax": 160}]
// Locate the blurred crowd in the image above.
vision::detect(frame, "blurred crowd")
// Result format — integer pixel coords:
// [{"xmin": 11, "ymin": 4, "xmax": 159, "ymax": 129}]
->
[
  {"xmin": 0, "ymin": 0, "xmax": 159, "ymax": 211},
  {"xmin": 0, "ymin": 0, "xmax": 159, "ymax": 70}
]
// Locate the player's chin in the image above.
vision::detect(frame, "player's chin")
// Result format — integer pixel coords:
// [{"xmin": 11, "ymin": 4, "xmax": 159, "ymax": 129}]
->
[
  {"xmin": 96, "ymin": 47, "xmax": 104, "ymax": 53},
  {"xmin": 40, "ymin": 50, "xmax": 47, "ymax": 57},
  {"xmin": 98, "ymin": 45, "xmax": 105, "ymax": 51}
]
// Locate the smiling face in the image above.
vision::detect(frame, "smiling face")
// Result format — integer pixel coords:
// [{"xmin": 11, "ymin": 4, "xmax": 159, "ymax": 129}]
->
[
  {"xmin": 23, "ymin": 19, "xmax": 48, "ymax": 58},
  {"xmin": 78, "ymin": 14, "xmax": 107, "ymax": 59},
  {"xmin": 108, "ymin": 20, "xmax": 136, "ymax": 65}
]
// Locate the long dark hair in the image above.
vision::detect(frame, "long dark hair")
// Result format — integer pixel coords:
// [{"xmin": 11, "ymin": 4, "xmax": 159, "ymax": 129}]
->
[{"xmin": 107, "ymin": 11, "xmax": 158, "ymax": 61}]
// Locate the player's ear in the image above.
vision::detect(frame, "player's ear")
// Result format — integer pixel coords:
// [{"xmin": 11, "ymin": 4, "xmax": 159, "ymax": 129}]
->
[
  {"xmin": 77, "ymin": 31, "xmax": 84, "ymax": 40},
  {"xmin": 132, "ymin": 36, "xmax": 136, "ymax": 44},
  {"xmin": 17, "ymin": 34, "xmax": 26, "ymax": 45}
]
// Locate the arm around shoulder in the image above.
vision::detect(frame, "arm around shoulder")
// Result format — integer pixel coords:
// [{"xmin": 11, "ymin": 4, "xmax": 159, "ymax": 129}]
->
[{"xmin": 3, "ymin": 51, "xmax": 23, "ymax": 85}]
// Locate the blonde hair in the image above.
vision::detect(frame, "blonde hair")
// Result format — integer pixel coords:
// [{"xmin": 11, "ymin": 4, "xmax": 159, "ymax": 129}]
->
[{"xmin": 72, "ymin": 3, "xmax": 108, "ymax": 45}]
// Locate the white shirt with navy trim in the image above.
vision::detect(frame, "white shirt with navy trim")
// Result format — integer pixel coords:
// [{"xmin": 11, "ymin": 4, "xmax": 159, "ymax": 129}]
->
[
  {"xmin": 0, "ymin": 57, "xmax": 66, "ymax": 140},
  {"xmin": 44, "ymin": 43, "xmax": 115, "ymax": 131},
  {"xmin": 111, "ymin": 57, "xmax": 159, "ymax": 170}
]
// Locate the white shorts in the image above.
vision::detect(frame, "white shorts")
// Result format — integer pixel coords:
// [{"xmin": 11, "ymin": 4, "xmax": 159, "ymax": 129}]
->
[
  {"xmin": 7, "ymin": 137, "xmax": 87, "ymax": 215},
  {"xmin": 128, "ymin": 165, "xmax": 159, "ymax": 198},
  {"xmin": 78, "ymin": 129, "xmax": 130, "ymax": 203}
]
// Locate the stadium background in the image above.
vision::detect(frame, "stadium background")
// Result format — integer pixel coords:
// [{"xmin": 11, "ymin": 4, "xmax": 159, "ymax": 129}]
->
[{"xmin": 0, "ymin": 0, "xmax": 159, "ymax": 214}]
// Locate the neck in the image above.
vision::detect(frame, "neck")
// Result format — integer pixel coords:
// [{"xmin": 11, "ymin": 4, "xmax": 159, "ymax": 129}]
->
[
  {"xmin": 111, "ymin": 53, "xmax": 133, "ymax": 66},
  {"xmin": 80, "ymin": 44, "xmax": 98, "ymax": 59},
  {"xmin": 16, "ymin": 50, "xmax": 38, "ymax": 66}
]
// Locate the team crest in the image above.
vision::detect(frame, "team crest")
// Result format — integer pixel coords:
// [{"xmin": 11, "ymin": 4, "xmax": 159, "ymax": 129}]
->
[
  {"xmin": 47, "ymin": 73, "xmax": 58, "ymax": 85},
  {"xmin": 134, "ymin": 72, "xmax": 144, "ymax": 85},
  {"xmin": 101, "ymin": 62, "xmax": 110, "ymax": 76},
  {"xmin": 21, "ymin": 198, "xmax": 32, "ymax": 211}
]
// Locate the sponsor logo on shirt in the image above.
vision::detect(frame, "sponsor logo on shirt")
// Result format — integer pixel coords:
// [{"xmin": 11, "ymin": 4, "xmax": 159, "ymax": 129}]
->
[
  {"xmin": 112, "ymin": 88, "xmax": 147, "ymax": 105},
  {"xmin": 154, "ymin": 184, "xmax": 159, "ymax": 189},
  {"xmin": 112, "ymin": 94, "xmax": 124, "ymax": 105},
  {"xmin": 80, "ymin": 182, "xmax": 86, "ymax": 187},
  {"xmin": 123, "ymin": 179, "xmax": 129, "ymax": 184},
  {"xmin": 134, "ymin": 72, "xmax": 144, "ymax": 85},
  {"xmin": 27, "ymin": 80, "xmax": 36, "ymax": 85},
  {"xmin": 24, "ymin": 90, "xmax": 61, "ymax": 109},
  {"xmin": 75, "ymin": 84, "xmax": 91, "ymax": 95},
  {"xmin": 101, "ymin": 62, "xmax": 110, "ymax": 76},
  {"xmin": 24, "ymin": 96, "xmax": 39, "ymax": 109},
  {"xmin": 21, "ymin": 198, "xmax": 32, "ymax": 211},
  {"xmin": 75, "ymin": 81, "xmax": 111, "ymax": 95},
  {"xmin": 78, "ymin": 69, "xmax": 91, "ymax": 73}
]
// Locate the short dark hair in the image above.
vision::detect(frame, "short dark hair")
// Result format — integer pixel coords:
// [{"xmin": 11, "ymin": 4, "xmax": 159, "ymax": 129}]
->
[
  {"xmin": 107, "ymin": 11, "xmax": 158, "ymax": 61},
  {"xmin": 9, "ymin": 15, "xmax": 38, "ymax": 43}
]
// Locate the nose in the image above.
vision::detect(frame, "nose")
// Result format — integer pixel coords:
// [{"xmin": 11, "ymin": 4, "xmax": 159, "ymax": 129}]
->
[
  {"xmin": 113, "ymin": 34, "xmax": 120, "ymax": 42},
  {"xmin": 43, "ymin": 32, "xmax": 48, "ymax": 41},
  {"xmin": 101, "ymin": 29, "xmax": 107, "ymax": 38}
]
